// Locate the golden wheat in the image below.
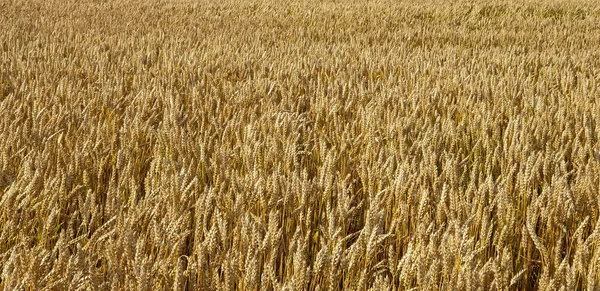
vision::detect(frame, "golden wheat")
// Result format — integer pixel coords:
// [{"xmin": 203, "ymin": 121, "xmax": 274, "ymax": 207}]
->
[{"xmin": 1, "ymin": 0, "xmax": 600, "ymax": 289}]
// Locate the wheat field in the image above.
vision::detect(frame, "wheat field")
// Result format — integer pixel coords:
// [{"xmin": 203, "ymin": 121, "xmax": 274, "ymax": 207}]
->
[{"xmin": 1, "ymin": 0, "xmax": 600, "ymax": 289}]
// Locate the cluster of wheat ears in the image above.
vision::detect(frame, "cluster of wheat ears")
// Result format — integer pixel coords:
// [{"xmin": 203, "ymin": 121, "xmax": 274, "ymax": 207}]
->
[{"xmin": 1, "ymin": 0, "xmax": 600, "ymax": 289}]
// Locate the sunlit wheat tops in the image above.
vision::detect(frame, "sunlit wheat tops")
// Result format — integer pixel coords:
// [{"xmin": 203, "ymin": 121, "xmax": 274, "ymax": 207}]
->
[{"xmin": 1, "ymin": 0, "xmax": 600, "ymax": 289}]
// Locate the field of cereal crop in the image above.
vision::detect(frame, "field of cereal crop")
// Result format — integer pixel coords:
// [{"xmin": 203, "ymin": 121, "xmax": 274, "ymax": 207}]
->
[{"xmin": 1, "ymin": 0, "xmax": 600, "ymax": 289}]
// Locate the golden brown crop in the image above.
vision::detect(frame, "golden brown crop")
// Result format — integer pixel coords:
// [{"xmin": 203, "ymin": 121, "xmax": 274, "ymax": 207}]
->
[{"xmin": 1, "ymin": 0, "xmax": 599, "ymax": 289}]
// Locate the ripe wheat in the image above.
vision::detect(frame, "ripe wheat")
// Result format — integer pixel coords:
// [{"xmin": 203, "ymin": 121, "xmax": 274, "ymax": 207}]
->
[{"xmin": 1, "ymin": 0, "xmax": 600, "ymax": 289}]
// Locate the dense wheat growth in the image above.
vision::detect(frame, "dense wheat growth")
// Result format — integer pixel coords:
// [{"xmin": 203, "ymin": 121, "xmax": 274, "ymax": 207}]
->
[{"xmin": 1, "ymin": 0, "xmax": 600, "ymax": 289}]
